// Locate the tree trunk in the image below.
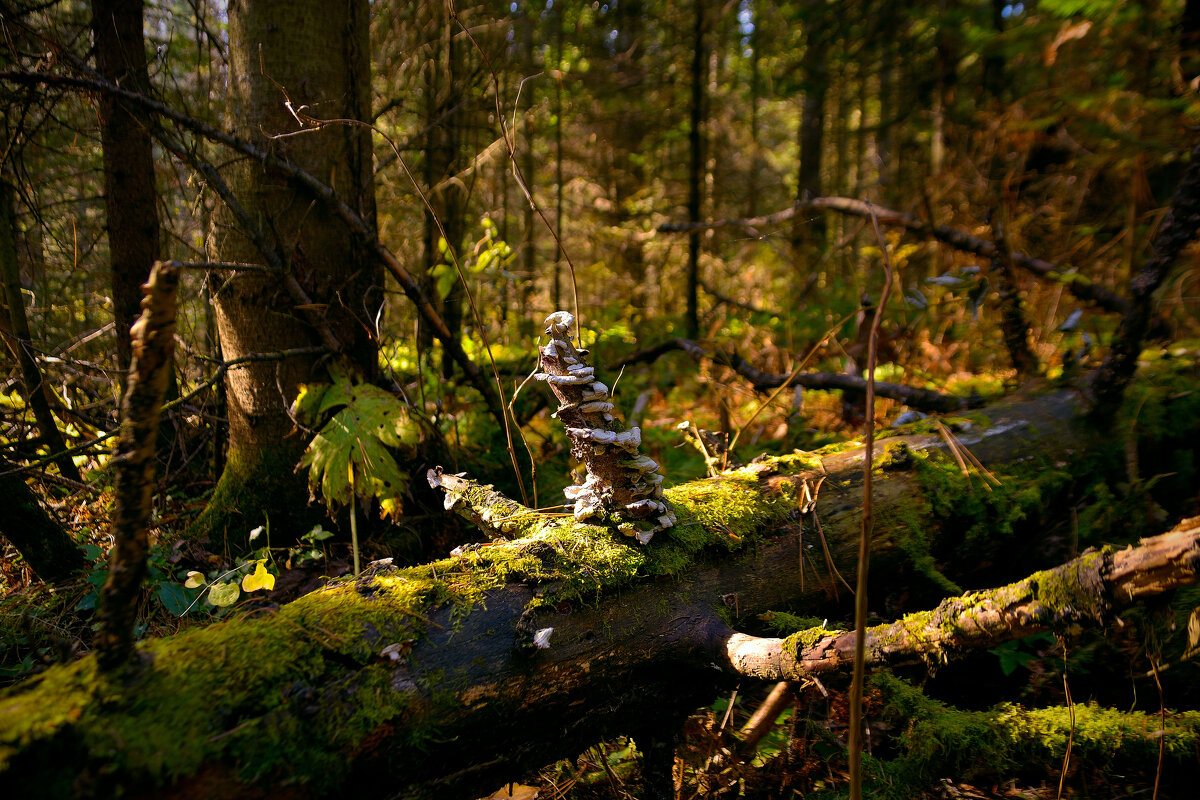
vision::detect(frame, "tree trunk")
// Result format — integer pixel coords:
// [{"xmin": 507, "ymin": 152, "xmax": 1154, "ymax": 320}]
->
[
  {"xmin": 1, "ymin": 180, "xmax": 82, "ymax": 484},
  {"xmin": 95, "ymin": 262, "xmax": 180, "ymax": 670},
  {"xmin": 91, "ymin": 0, "xmax": 162, "ymax": 378},
  {"xmin": 195, "ymin": 0, "xmax": 380, "ymax": 548},
  {"xmin": 684, "ymin": 0, "xmax": 706, "ymax": 340},
  {"xmin": 3, "ymin": 387, "xmax": 1197, "ymax": 798},
  {"xmin": 791, "ymin": 0, "xmax": 829, "ymax": 253},
  {"xmin": 0, "ymin": 455, "xmax": 85, "ymax": 583}
]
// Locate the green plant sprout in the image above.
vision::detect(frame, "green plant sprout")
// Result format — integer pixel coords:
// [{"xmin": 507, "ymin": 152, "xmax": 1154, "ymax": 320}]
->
[{"xmin": 292, "ymin": 362, "xmax": 421, "ymax": 575}]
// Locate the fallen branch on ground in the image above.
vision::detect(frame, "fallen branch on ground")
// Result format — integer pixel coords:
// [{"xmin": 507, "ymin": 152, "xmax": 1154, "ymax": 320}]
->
[{"xmin": 610, "ymin": 337, "xmax": 976, "ymax": 413}]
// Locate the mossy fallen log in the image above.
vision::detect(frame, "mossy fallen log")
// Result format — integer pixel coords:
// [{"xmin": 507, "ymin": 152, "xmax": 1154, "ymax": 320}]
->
[
  {"xmin": 1, "ymin": 387, "xmax": 1198, "ymax": 799},
  {"xmin": 866, "ymin": 671, "xmax": 1200, "ymax": 795}
]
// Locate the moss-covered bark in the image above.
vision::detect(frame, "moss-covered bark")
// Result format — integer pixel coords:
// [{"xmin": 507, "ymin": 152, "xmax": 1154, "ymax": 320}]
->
[
  {"xmin": 866, "ymin": 671, "xmax": 1200, "ymax": 796},
  {"xmin": 1, "ymin": 385, "xmax": 1198, "ymax": 798}
]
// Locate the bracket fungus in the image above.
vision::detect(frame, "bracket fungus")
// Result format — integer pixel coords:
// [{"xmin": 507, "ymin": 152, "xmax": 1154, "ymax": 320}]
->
[{"xmin": 535, "ymin": 311, "xmax": 675, "ymax": 544}]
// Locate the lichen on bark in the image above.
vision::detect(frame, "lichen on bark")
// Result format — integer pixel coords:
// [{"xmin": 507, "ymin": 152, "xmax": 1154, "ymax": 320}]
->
[{"xmin": 535, "ymin": 311, "xmax": 674, "ymax": 543}]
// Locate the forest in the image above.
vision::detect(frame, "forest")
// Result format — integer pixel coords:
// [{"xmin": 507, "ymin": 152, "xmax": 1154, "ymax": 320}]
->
[{"xmin": 2, "ymin": 0, "xmax": 1200, "ymax": 797}]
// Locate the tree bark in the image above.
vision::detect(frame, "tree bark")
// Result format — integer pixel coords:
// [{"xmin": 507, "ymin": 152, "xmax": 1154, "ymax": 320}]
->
[
  {"xmin": 94, "ymin": 261, "xmax": 180, "ymax": 670},
  {"xmin": 3, "ymin": 389, "xmax": 1195, "ymax": 798},
  {"xmin": 0, "ymin": 455, "xmax": 85, "ymax": 583},
  {"xmin": 1087, "ymin": 138, "xmax": 1200, "ymax": 425},
  {"xmin": 196, "ymin": 0, "xmax": 380, "ymax": 547},
  {"xmin": 685, "ymin": 0, "xmax": 706, "ymax": 340},
  {"xmin": 91, "ymin": 0, "xmax": 162, "ymax": 377},
  {"xmin": 792, "ymin": 0, "xmax": 829, "ymax": 253}
]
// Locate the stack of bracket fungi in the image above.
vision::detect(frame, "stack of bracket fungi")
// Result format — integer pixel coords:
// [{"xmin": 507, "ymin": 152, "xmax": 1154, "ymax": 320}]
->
[{"xmin": 536, "ymin": 311, "xmax": 674, "ymax": 543}]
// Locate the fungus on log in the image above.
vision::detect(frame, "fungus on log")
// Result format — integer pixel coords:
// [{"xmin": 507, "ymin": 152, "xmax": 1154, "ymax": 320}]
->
[{"xmin": 535, "ymin": 311, "xmax": 674, "ymax": 543}]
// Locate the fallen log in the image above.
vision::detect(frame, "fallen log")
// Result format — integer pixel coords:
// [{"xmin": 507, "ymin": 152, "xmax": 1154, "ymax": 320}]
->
[{"xmin": 1, "ymin": 388, "xmax": 1197, "ymax": 799}]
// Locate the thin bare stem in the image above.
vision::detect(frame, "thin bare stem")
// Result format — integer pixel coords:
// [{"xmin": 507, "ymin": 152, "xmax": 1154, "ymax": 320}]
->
[{"xmin": 849, "ymin": 204, "xmax": 894, "ymax": 800}]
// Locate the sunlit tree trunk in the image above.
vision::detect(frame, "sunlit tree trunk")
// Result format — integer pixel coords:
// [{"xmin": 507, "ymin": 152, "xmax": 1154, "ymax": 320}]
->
[{"xmin": 197, "ymin": 0, "xmax": 379, "ymax": 546}]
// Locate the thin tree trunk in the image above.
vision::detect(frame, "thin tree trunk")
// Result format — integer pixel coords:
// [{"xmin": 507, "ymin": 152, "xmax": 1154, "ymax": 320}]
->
[
  {"xmin": 1089, "ymin": 138, "xmax": 1200, "ymax": 423},
  {"xmin": 553, "ymin": 3, "xmax": 564, "ymax": 310},
  {"xmin": 685, "ymin": 0, "xmax": 706, "ymax": 340},
  {"xmin": 791, "ymin": 0, "xmax": 829, "ymax": 291},
  {"xmin": 94, "ymin": 261, "xmax": 180, "ymax": 671},
  {"xmin": 91, "ymin": 0, "xmax": 162, "ymax": 378},
  {"xmin": 988, "ymin": 206, "xmax": 1040, "ymax": 377},
  {"xmin": 0, "ymin": 181, "xmax": 81, "ymax": 484}
]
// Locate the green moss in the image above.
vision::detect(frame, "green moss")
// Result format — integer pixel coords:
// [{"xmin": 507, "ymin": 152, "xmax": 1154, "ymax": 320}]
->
[
  {"xmin": 862, "ymin": 671, "xmax": 1200, "ymax": 797},
  {"xmin": 874, "ymin": 441, "xmax": 915, "ymax": 471},
  {"xmin": 781, "ymin": 625, "xmax": 845, "ymax": 658},
  {"xmin": 1022, "ymin": 548, "xmax": 1109, "ymax": 622},
  {"xmin": 767, "ymin": 450, "xmax": 826, "ymax": 473},
  {"xmin": 912, "ymin": 448, "xmax": 1073, "ymax": 561},
  {"xmin": 877, "ymin": 412, "xmax": 992, "ymax": 440},
  {"xmin": 0, "ymin": 574, "xmax": 437, "ymax": 792},
  {"xmin": 661, "ymin": 470, "xmax": 793, "ymax": 556},
  {"xmin": 187, "ymin": 444, "xmax": 322, "ymax": 551},
  {"xmin": 757, "ymin": 611, "xmax": 826, "ymax": 636}
]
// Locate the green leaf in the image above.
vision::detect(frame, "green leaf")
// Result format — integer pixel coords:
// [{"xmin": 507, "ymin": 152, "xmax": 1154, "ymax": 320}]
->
[
  {"xmin": 298, "ymin": 377, "xmax": 416, "ymax": 520},
  {"xmin": 157, "ymin": 582, "xmax": 193, "ymax": 616},
  {"xmin": 303, "ymin": 525, "xmax": 334, "ymax": 542},
  {"xmin": 183, "ymin": 571, "xmax": 206, "ymax": 589},
  {"xmin": 241, "ymin": 560, "xmax": 276, "ymax": 593},
  {"xmin": 208, "ymin": 581, "xmax": 241, "ymax": 607},
  {"xmin": 432, "ymin": 262, "xmax": 457, "ymax": 300},
  {"xmin": 292, "ymin": 381, "xmax": 332, "ymax": 427}
]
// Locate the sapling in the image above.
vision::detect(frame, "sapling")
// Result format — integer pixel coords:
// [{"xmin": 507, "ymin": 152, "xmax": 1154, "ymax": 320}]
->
[{"xmin": 535, "ymin": 311, "xmax": 674, "ymax": 544}]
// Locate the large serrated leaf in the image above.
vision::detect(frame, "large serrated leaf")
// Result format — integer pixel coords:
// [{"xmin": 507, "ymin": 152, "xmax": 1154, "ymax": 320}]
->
[{"xmin": 298, "ymin": 375, "xmax": 416, "ymax": 520}]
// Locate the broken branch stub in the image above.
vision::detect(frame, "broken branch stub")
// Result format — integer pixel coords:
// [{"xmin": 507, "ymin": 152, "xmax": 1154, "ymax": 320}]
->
[{"xmin": 535, "ymin": 311, "xmax": 674, "ymax": 544}]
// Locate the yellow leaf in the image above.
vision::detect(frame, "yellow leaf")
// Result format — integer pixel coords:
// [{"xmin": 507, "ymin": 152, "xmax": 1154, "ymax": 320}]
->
[
  {"xmin": 183, "ymin": 571, "xmax": 206, "ymax": 589},
  {"xmin": 241, "ymin": 560, "xmax": 276, "ymax": 593},
  {"xmin": 483, "ymin": 785, "xmax": 539, "ymax": 800}
]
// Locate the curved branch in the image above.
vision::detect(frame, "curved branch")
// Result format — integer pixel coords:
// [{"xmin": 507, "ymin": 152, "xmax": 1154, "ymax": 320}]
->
[
  {"xmin": 659, "ymin": 196, "xmax": 1133, "ymax": 316},
  {"xmin": 611, "ymin": 338, "xmax": 974, "ymax": 413}
]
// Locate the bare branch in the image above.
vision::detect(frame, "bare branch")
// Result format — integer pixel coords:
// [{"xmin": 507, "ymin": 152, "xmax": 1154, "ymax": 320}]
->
[
  {"xmin": 659, "ymin": 196, "xmax": 1133, "ymax": 317},
  {"xmin": 611, "ymin": 338, "xmax": 974, "ymax": 413}
]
